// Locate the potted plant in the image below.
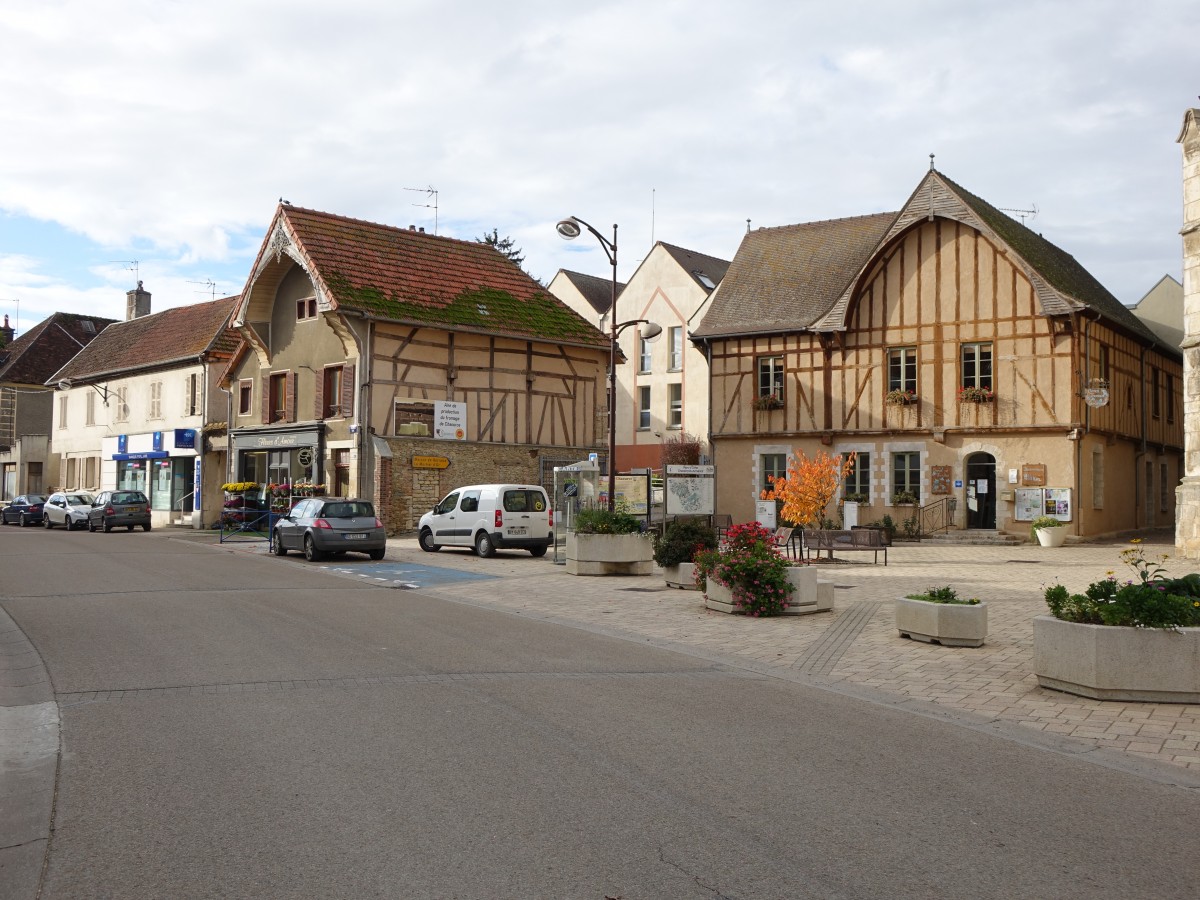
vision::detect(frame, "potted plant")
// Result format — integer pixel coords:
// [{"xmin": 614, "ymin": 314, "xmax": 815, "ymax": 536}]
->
[
  {"xmin": 1036, "ymin": 541, "xmax": 1200, "ymax": 701},
  {"xmin": 895, "ymin": 586, "xmax": 987, "ymax": 647},
  {"xmin": 753, "ymin": 394, "xmax": 784, "ymax": 411},
  {"xmin": 957, "ymin": 386, "xmax": 995, "ymax": 403},
  {"xmin": 1030, "ymin": 515, "xmax": 1066, "ymax": 547},
  {"xmin": 695, "ymin": 522, "xmax": 795, "ymax": 617},
  {"xmin": 885, "ymin": 389, "xmax": 917, "ymax": 406},
  {"xmin": 565, "ymin": 506, "xmax": 654, "ymax": 576},
  {"xmin": 654, "ymin": 518, "xmax": 717, "ymax": 589}
]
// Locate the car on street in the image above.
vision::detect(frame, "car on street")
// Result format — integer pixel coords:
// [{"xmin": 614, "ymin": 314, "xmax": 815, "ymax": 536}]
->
[
  {"xmin": 273, "ymin": 497, "xmax": 386, "ymax": 561},
  {"xmin": 88, "ymin": 490, "xmax": 152, "ymax": 532},
  {"xmin": 1, "ymin": 494, "xmax": 48, "ymax": 527},
  {"xmin": 43, "ymin": 492, "xmax": 96, "ymax": 529}
]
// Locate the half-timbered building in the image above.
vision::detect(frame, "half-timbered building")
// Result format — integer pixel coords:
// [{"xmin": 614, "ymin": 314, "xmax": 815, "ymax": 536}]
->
[
  {"xmin": 221, "ymin": 204, "xmax": 611, "ymax": 531},
  {"xmin": 691, "ymin": 167, "xmax": 1183, "ymax": 538}
]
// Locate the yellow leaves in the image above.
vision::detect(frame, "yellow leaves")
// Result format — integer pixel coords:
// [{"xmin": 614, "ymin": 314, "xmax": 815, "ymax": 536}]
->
[{"xmin": 763, "ymin": 450, "xmax": 856, "ymax": 529}]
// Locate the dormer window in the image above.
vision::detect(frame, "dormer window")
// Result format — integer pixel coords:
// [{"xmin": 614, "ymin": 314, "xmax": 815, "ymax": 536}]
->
[
  {"xmin": 297, "ymin": 297, "xmax": 318, "ymax": 321},
  {"xmin": 695, "ymin": 271, "xmax": 716, "ymax": 290}
]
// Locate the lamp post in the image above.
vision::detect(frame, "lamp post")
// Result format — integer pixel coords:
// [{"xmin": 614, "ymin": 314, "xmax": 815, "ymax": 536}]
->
[{"xmin": 556, "ymin": 216, "xmax": 661, "ymax": 511}]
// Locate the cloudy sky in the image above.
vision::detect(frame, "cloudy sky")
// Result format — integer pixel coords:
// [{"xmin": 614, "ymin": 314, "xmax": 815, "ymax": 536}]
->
[{"xmin": 1, "ymin": 0, "xmax": 1196, "ymax": 335}]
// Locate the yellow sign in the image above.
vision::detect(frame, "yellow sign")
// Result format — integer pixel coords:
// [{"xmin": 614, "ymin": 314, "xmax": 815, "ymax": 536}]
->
[{"xmin": 412, "ymin": 455, "xmax": 450, "ymax": 469}]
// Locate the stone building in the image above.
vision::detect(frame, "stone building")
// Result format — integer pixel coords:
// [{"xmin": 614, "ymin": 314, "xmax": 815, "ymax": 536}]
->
[{"xmin": 1176, "ymin": 108, "xmax": 1200, "ymax": 556}]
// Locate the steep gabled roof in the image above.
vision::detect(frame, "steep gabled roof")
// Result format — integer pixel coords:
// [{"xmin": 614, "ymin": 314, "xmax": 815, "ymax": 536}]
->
[
  {"xmin": 657, "ymin": 243, "xmax": 731, "ymax": 293},
  {"xmin": 691, "ymin": 212, "xmax": 896, "ymax": 339},
  {"xmin": 51, "ymin": 296, "xmax": 237, "ymax": 383},
  {"xmin": 0, "ymin": 312, "xmax": 117, "ymax": 385},
  {"xmin": 240, "ymin": 205, "xmax": 609, "ymax": 350},
  {"xmin": 554, "ymin": 269, "xmax": 625, "ymax": 316}
]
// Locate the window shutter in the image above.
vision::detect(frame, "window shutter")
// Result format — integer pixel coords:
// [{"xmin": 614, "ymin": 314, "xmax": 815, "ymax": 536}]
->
[
  {"xmin": 261, "ymin": 377, "xmax": 270, "ymax": 425},
  {"xmin": 314, "ymin": 368, "xmax": 325, "ymax": 420},
  {"xmin": 286, "ymin": 371, "xmax": 297, "ymax": 423},
  {"xmin": 340, "ymin": 363, "xmax": 355, "ymax": 420}
]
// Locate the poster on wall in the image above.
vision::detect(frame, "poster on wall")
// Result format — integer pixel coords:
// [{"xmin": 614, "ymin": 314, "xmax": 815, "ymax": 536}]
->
[
  {"xmin": 614, "ymin": 474, "xmax": 649, "ymax": 516},
  {"xmin": 1044, "ymin": 488, "xmax": 1072, "ymax": 521},
  {"xmin": 1014, "ymin": 487, "xmax": 1072, "ymax": 521},
  {"xmin": 433, "ymin": 401, "xmax": 467, "ymax": 440},
  {"xmin": 931, "ymin": 466, "xmax": 952, "ymax": 495},
  {"xmin": 1015, "ymin": 489, "xmax": 1043, "ymax": 522}
]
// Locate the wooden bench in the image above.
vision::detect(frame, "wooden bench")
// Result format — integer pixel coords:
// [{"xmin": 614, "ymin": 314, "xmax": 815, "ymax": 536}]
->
[{"xmin": 802, "ymin": 528, "xmax": 888, "ymax": 565}]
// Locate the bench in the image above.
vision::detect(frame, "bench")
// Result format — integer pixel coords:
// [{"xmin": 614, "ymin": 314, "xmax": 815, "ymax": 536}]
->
[{"xmin": 802, "ymin": 529, "xmax": 888, "ymax": 565}]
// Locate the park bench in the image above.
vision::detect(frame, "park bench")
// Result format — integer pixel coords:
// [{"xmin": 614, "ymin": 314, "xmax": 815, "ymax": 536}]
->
[{"xmin": 802, "ymin": 528, "xmax": 888, "ymax": 565}]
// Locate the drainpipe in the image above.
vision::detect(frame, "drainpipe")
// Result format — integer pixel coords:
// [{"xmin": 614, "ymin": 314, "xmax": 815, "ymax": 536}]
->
[{"xmin": 217, "ymin": 384, "xmax": 233, "ymax": 488}]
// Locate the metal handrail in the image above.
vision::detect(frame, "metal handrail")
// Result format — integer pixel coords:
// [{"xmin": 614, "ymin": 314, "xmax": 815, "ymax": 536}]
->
[{"xmin": 918, "ymin": 497, "xmax": 953, "ymax": 536}]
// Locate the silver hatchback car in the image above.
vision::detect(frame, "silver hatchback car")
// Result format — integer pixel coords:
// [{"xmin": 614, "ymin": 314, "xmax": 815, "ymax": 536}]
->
[
  {"xmin": 43, "ymin": 492, "xmax": 95, "ymax": 530},
  {"xmin": 272, "ymin": 497, "xmax": 386, "ymax": 562}
]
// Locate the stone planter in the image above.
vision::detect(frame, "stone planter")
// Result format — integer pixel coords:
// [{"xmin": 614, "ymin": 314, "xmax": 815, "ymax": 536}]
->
[
  {"xmin": 565, "ymin": 533, "xmax": 654, "ymax": 576},
  {"xmin": 704, "ymin": 566, "xmax": 833, "ymax": 616},
  {"xmin": 1035, "ymin": 527, "xmax": 1067, "ymax": 548},
  {"xmin": 895, "ymin": 597, "xmax": 987, "ymax": 647},
  {"xmin": 1034, "ymin": 615, "xmax": 1200, "ymax": 702},
  {"xmin": 663, "ymin": 562, "xmax": 699, "ymax": 590}
]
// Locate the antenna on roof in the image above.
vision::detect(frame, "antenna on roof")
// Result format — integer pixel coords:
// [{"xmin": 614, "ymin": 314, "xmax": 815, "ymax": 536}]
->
[
  {"xmin": 188, "ymin": 279, "xmax": 218, "ymax": 300},
  {"xmin": 108, "ymin": 260, "xmax": 139, "ymax": 286},
  {"xmin": 998, "ymin": 204, "xmax": 1039, "ymax": 225},
  {"xmin": 404, "ymin": 186, "xmax": 439, "ymax": 234}
]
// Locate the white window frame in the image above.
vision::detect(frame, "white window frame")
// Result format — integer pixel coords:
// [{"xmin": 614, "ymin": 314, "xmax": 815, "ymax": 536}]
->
[
  {"xmin": 888, "ymin": 348, "xmax": 917, "ymax": 393},
  {"xmin": 757, "ymin": 356, "xmax": 784, "ymax": 401},
  {"xmin": 638, "ymin": 385, "xmax": 651, "ymax": 430},
  {"xmin": 668, "ymin": 326, "xmax": 683, "ymax": 371},
  {"xmin": 667, "ymin": 383, "xmax": 682, "ymax": 429},
  {"xmin": 638, "ymin": 337, "xmax": 652, "ymax": 374}
]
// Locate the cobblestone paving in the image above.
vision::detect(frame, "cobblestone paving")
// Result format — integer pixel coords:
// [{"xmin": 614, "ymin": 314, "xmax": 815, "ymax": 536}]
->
[{"xmin": 376, "ymin": 534, "xmax": 1200, "ymax": 775}]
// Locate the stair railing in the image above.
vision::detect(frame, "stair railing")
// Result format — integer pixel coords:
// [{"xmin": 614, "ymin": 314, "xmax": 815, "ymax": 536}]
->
[{"xmin": 918, "ymin": 497, "xmax": 953, "ymax": 537}]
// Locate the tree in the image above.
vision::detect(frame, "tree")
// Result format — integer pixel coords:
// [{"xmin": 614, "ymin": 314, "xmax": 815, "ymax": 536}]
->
[
  {"xmin": 660, "ymin": 431, "xmax": 708, "ymax": 467},
  {"xmin": 478, "ymin": 229, "xmax": 526, "ymax": 270},
  {"xmin": 760, "ymin": 450, "xmax": 856, "ymax": 529}
]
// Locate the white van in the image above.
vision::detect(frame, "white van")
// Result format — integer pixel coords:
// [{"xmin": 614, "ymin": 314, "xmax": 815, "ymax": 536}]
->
[{"xmin": 417, "ymin": 484, "xmax": 552, "ymax": 557}]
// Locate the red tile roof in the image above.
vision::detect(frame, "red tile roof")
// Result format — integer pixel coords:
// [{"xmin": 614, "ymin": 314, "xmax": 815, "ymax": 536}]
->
[{"xmin": 0, "ymin": 312, "xmax": 117, "ymax": 385}]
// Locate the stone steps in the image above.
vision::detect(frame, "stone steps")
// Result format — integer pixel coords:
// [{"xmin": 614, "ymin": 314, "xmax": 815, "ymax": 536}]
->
[{"xmin": 918, "ymin": 530, "xmax": 1025, "ymax": 547}]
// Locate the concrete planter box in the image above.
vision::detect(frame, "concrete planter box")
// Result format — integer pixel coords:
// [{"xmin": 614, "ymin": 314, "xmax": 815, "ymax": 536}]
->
[
  {"xmin": 1034, "ymin": 615, "xmax": 1200, "ymax": 702},
  {"xmin": 1035, "ymin": 527, "xmax": 1067, "ymax": 548},
  {"xmin": 664, "ymin": 562, "xmax": 699, "ymax": 590},
  {"xmin": 704, "ymin": 566, "xmax": 833, "ymax": 616},
  {"xmin": 895, "ymin": 597, "xmax": 987, "ymax": 647},
  {"xmin": 565, "ymin": 533, "xmax": 654, "ymax": 576}
]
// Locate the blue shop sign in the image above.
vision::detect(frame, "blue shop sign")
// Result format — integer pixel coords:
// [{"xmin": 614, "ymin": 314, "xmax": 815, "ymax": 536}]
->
[
  {"xmin": 117, "ymin": 434, "xmax": 128, "ymax": 454},
  {"xmin": 174, "ymin": 428, "xmax": 196, "ymax": 450},
  {"xmin": 113, "ymin": 451, "xmax": 169, "ymax": 461},
  {"xmin": 153, "ymin": 431, "xmax": 163, "ymax": 451}
]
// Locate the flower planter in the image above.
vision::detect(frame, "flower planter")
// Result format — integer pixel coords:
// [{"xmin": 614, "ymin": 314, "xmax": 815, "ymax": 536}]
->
[
  {"xmin": 1035, "ymin": 527, "xmax": 1067, "ymax": 548},
  {"xmin": 664, "ymin": 562, "xmax": 699, "ymax": 590},
  {"xmin": 565, "ymin": 533, "xmax": 654, "ymax": 576},
  {"xmin": 895, "ymin": 597, "xmax": 987, "ymax": 647},
  {"xmin": 1034, "ymin": 615, "xmax": 1200, "ymax": 702},
  {"xmin": 704, "ymin": 566, "xmax": 833, "ymax": 616}
]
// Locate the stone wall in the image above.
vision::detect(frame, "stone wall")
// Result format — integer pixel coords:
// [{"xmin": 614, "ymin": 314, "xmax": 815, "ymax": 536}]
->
[{"xmin": 1177, "ymin": 108, "xmax": 1200, "ymax": 556}]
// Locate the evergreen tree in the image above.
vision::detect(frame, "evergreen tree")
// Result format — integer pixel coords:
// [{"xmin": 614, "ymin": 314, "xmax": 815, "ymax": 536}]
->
[{"xmin": 478, "ymin": 229, "xmax": 526, "ymax": 270}]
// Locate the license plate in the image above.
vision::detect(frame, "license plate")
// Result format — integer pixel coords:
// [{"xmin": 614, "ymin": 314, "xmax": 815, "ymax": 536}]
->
[
  {"xmin": 121, "ymin": 506, "xmax": 139, "ymax": 513},
  {"xmin": 343, "ymin": 533, "xmax": 367, "ymax": 540},
  {"xmin": 508, "ymin": 526, "xmax": 527, "ymax": 536}
]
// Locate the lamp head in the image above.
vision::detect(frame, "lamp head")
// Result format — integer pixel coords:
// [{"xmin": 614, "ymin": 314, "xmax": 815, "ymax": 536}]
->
[
  {"xmin": 57, "ymin": 378, "xmax": 72, "ymax": 390},
  {"xmin": 639, "ymin": 322, "xmax": 663, "ymax": 342},
  {"xmin": 555, "ymin": 217, "xmax": 582, "ymax": 240}
]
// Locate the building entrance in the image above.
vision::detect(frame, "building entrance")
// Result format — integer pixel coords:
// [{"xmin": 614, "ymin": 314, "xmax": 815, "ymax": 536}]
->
[{"xmin": 965, "ymin": 452, "xmax": 996, "ymax": 529}]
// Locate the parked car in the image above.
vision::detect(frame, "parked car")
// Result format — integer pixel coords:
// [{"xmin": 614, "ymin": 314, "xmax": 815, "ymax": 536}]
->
[
  {"xmin": 43, "ymin": 492, "xmax": 96, "ymax": 529},
  {"xmin": 273, "ymin": 497, "xmax": 386, "ymax": 562},
  {"xmin": 417, "ymin": 484, "xmax": 552, "ymax": 557},
  {"xmin": 1, "ymin": 494, "xmax": 48, "ymax": 527},
  {"xmin": 88, "ymin": 490, "xmax": 152, "ymax": 532}
]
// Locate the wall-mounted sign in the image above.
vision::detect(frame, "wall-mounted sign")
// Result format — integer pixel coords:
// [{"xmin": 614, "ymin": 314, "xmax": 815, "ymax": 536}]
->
[
  {"xmin": 434, "ymin": 401, "xmax": 467, "ymax": 440},
  {"xmin": 931, "ymin": 465, "xmax": 952, "ymax": 495},
  {"xmin": 1021, "ymin": 464, "xmax": 1046, "ymax": 486},
  {"xmin": 412, "ymin": 455, "xmax": 450, "ymax": 469},
  {"xmin": 152, "ymin": 431, "xmax": 163, "ymax": 452},
  {"xmin": 174, "ymin": 429, "xmax": 196, "ymax": 450},
  {"xmin": 1082, "ymin": 386, "xmax": 1110, "ymax": 408}
]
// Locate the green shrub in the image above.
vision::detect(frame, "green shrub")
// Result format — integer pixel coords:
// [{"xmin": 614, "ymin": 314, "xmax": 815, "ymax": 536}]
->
[
  {"xmin": 574, "ymin": 506, "xmax": 644, "ymax": 535},
  {"xmin": 905, "ymin": 586, "xmax": 980, "ymax": 605},
  {"xmin": 653, "ymin": 518, "xmax": 718, "ymax": 568}
]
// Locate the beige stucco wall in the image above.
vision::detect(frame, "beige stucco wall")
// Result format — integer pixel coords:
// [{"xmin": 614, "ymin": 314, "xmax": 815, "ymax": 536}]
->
[{"xmin": 1177, "ymin": 109, "xmax": 1200, "ymax": 556}]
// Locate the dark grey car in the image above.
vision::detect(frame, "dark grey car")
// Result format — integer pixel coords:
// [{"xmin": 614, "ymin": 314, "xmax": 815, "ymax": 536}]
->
[
  {"xmin": 273, "ymin": 497, "xmax": 386, "ymax": 562},
  {"xmin": 88, "ymin": 490, "xmax": 152, "ymax": 532}
]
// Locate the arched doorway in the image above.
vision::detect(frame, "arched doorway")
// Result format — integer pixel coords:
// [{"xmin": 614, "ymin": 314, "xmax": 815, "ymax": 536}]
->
[{"xmin": 965, "ymin": 452, "xmax": 996, "ymax": 529}]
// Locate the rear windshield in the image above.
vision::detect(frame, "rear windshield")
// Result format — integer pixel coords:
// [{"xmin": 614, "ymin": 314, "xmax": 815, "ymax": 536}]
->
[
  {"xmin": 322, "ymin": 501, "xmax": 375, "ymax": 518},
  {"xmin": 112, "ymin": 492, "xmax": 146, "ymax": 503},
  {"xmin": 502, "ymin": 490, "xmax": 546, "ymax": 513},
  {"xmin": 67, "ymin": 494, "xmax": 93, "ymax": 505}
]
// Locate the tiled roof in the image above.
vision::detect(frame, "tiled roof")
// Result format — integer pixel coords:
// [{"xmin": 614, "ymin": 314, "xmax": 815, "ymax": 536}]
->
[
  {"xmin": 0, "ymin": 312, "xmax": 117, "ymax": 385},
  {"xmin": 556, "ymin": 269, "xmax": 624, "ymax": 315},
  {"xmin": 657, "ymin": 243, "xmax": 731, "ymax": 293},
  {"xmin": 51, "ymin": 296, "xmax": 237, "ymax": 382},
  {"xmin": 691, "ymin": 213, "xmax": 896, "ymax": 338},
  {"xmin": 277, "ymin": 207, "xmax": 609, "ymax": 349}
]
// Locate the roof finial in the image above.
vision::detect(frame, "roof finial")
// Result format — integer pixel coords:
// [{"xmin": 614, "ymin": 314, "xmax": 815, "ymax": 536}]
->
[{"xmin": 929, "ymin": 153, "xmax": 936, "ymax": 172}]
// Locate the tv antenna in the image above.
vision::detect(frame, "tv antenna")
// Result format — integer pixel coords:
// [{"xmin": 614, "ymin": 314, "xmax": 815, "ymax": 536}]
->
[
  {"xmin": 403, "ymin": 186, "xmax": 438, "ymax": 234},
  {"xmin": 108, "ymin": 260, "xmax": 140, "ymax": 285},
  {"xmin": 998, "ymin": 204, "xmax": 1038, "ymax": 226},
  {"xmin": 188, "ymin": 279, "xmax": 218, "ymax": 300}
]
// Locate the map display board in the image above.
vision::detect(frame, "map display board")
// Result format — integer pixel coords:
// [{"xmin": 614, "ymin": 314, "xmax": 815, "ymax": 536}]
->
[{"xmin": 665, "ymin": 465, "xmax": 715, "ymax": 516}]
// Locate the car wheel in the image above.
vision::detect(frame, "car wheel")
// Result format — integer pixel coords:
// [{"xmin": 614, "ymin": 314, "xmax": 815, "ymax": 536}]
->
[
  {"xmin": 19, "ymin": 513, "xmax": 29, "ymax": 527},
  {"xmin": 369, "ymin": 548, "xmax": 385, "ymax": 561},
  {"xmin": 474, "ymin": 532, "xmax": 495, "ymax": 558},
  {"xmin": 44, "ymin": 515, "xmax": 53, "ymax": 529},
  {"xmin": 142, "ymin": 522, "xmax": 151, "ymax": 532},
  {"xmin": 272, "ymin": 530, "xmax": 288, "ymax": 556},
  {"xmin": 418, "ymin": 528, "xmax": 440, "ymax": 553},
  {"xmin": 304, "ymin": 534, "xmax": 323, "ymax": 562},
  {"xmin": 88, "ymin": 518, "xmax": 96, "ymax": 532},
  {"xmin": 103, "ymin": 517, "xmax": 112, "ymax": 533},
  {"xmin": 529, "ymin": 544, "xmax": 547, "ymax": 558}
]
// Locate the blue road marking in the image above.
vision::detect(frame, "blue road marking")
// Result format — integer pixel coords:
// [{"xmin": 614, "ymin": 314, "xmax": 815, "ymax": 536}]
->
[{"xmin": 318, "ymin": 560, "xmax": 497, "ymax": 589}]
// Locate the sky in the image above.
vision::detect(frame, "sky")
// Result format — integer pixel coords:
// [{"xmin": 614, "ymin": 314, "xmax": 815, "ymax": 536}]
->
[{"xmin": 1, "ymin": 0, "xmax": 1197, "ymax": 337}]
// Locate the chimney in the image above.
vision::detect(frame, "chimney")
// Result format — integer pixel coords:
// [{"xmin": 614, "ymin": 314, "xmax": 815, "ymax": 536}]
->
[
  {"xmin": 0, "ymin": 314, "xmax": 13, "ymax": 347},
  {"xmin": 126, "ymin": 281, "xmax": 151, "ymax": 320}
]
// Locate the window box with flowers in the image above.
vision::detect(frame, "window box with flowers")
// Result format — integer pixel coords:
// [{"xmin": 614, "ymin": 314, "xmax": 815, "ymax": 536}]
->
[
  {"xmin": 1037, "ymin": 541, "xmax": 1200, "ymax": 701},
  {"xmin": 753, "ymin": 394, "xmax": 784, "ymax": 411},
  {"xmin": 885, "ymin": 389, "xmax": 917, "ymax": 407},
  {"xmin": 957, "ymin": 386, "xmax": 994, "ymax": 403}
]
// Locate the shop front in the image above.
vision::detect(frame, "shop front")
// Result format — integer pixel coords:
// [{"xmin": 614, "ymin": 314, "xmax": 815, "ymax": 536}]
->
[
  {"xmin": 102, "ymin": 429, "xmax": 199, "ymax": 524},
  {"xmin": 229, "ymin": 424, "xmax": 326, "ymax": 491}
]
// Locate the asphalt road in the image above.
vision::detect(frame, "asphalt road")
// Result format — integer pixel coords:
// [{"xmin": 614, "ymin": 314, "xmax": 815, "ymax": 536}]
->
[{"xmin": 2, "ymin": 527, "xmax": 1199, "ymax": 899}]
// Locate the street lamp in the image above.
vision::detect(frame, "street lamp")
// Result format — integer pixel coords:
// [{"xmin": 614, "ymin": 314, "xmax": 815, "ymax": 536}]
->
[{"xmin": 556, "ymin": 215, "xmax": 659, "ymax": 510}]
